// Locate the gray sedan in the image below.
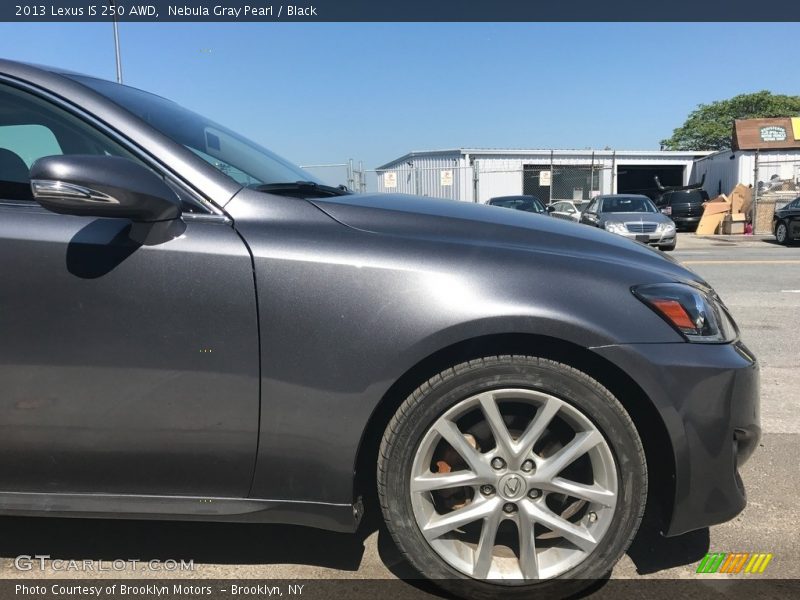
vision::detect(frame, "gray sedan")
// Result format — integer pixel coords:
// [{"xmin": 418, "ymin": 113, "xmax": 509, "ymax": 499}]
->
[
  {"xmin": 0, "ymin": 59, "xmax": 757, "ymax": 597},
  {"xmin": 580, "ymin": 194, "xmax": 677, "ymax": 250}
]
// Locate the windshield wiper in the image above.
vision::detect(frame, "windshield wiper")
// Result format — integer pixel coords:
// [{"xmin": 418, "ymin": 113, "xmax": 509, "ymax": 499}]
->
[{"xmin": 254, "ymin": 181, "xmax": 351, "ymax": 197}]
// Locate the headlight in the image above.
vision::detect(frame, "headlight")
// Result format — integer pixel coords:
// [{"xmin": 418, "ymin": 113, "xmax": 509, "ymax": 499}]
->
[
  {"xmin": 656, "ymin": 221, "xmax": 676, "ymax": 233},
  {"xmin": 632, "ymin": 283, "xmax": 738, "ymax": 343},
  {"xmin": 604, "ymin": 222, "xmax": 627, "ymax": 234}
]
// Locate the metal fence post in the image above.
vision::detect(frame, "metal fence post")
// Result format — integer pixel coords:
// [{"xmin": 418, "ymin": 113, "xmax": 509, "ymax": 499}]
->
[
  {"xmin": 472, "ymin": 160, "xmax": 479, "ymax": 202},
  {"xmin": 752, "ymin": 149, "xmax": 759, "ymax": 233},
  {"xmin": 611, "ymin": 151, "xmax": 617, "ymax": 194}
]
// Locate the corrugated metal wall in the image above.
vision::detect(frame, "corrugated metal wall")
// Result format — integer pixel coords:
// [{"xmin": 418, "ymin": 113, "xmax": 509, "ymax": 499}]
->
[
  {"xmin": 377, "ymin": 153, "xmax": 470, "ymax": 201},
  {"xmin": 378, "ymin": 150, "xmax": 701, "ymax": 203}
]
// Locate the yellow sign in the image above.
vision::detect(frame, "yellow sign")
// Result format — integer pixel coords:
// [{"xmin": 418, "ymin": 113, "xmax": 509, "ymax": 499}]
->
[{"xmin": 792, "ymin": 117, "xmax": 800, "ymax": 141}]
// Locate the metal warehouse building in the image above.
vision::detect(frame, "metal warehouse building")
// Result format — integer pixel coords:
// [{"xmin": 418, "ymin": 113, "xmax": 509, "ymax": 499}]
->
[{"xmin": 376, "ymin": 149, "xmax": 710, "ymax": 203}]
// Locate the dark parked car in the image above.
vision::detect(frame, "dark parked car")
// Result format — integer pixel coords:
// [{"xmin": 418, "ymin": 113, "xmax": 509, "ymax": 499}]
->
[
  {"xmin": 488, "ymin": 194, "xmax": 547, "ymax": 214},
  {"xmin": 0, "ymin": 60, "xmax": 759, "ymax": 597},
  {"xmin": 581, "ymin": 194, "xmax": 677, "ymax": 251},
  {"xmin": 773, "ymin": 196, "xmax": 800, "ymax": 244},
  {"xmin": 652, "ymin": 175, "xmax": 708, "ymax": 232},
  {"xmin": 654, "ymin": 188, "xmax": 708, "ymax": 232}
]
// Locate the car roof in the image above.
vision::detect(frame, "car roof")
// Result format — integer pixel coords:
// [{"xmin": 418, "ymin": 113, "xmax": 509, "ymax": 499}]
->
[{"xmin": 490, "ymin": 195, "xmax": 539, "ymax": 201}]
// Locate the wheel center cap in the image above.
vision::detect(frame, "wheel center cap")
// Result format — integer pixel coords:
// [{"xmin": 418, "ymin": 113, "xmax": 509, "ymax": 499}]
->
[{"xmin": 498, "ymin": 473, "xmax": 526, "ymax": 500}]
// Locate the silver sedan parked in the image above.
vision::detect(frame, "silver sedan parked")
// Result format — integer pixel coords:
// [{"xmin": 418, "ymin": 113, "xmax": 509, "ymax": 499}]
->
[{"xmin": 580, "ymin": 194, "xmax": 677, "ymax": 251}]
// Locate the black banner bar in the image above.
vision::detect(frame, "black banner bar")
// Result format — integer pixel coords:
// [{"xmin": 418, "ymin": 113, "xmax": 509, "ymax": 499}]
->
[
  {"xmin": 3, "ymin": 580, "xmax": 800, "ymax": 600},
  {"xmin": 2, "ymin": 1, "xmax": 800, "ymax": 22}
]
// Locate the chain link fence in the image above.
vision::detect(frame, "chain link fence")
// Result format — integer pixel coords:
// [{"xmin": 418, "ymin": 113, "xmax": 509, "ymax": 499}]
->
[
  {"xmin": 300, "ymin": 160, "xmax": 368, "ymax": 192},
  {"xmin": 521, "ymin": 164, "xmax": 604, "ymax": 203},
  {"xmin": 753, "ymin": 154, "xmax": 800, "ymax": 234}
]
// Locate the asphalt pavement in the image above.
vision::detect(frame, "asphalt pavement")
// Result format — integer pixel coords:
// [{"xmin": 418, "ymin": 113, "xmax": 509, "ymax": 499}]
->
[{"xmin": 1, "ymin": 232, "xmax": 797, "ymax": 588}]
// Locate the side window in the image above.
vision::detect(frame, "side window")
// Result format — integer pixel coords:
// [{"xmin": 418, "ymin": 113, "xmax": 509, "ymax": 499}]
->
[
  {"xmin": 0, "ymin": 82, "xmax": 142, "ymax": 201},
  {"xmin": 0, "ymin": 124, "xmax": 62, "ymax": 170},
  {"xmin": 586, "ymin": 199, "xmax": 598, "ymax": 213}
]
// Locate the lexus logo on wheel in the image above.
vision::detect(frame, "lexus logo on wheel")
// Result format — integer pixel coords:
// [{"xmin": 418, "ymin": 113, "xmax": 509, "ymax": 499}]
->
[{"xmin": 500, "ymin": 474, "xmax": 524, "ymax": 499}]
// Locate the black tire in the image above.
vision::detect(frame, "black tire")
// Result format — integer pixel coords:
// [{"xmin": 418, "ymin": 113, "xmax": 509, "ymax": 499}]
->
[
  {"xmin": 775, "ymin": 221, "xmax": 789, "ymax": 245},
  {"xmin": 378, "ymin": 355, "xmax": 647, "ymax": 599}
]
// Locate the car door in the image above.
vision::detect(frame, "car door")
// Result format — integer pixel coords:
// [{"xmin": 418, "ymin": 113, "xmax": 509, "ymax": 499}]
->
[
  {"xmin": 788, "ymin": 198, "xmax": 800, "ymax": 238},
  {"xmin": 0, "ymin": 81, "xmax": 260, "ymax": 498}
]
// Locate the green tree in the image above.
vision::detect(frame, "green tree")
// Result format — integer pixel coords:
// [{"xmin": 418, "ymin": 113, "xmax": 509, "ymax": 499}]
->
[{"xmin": 661, "ymin": 91, "xmax": 800, "ymax": 150}]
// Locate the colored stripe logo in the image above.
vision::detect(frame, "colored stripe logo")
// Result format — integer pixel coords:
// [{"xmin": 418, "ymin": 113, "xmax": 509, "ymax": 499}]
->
[{"xmin": 696, "ymin": 552, "xmax": 773, "ymax": 574}]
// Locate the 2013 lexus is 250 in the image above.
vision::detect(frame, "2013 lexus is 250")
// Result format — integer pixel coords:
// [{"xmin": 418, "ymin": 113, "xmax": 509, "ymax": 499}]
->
[{"xmin": 0, "ymin": 59, "xmax": 759, "ymax": 597}]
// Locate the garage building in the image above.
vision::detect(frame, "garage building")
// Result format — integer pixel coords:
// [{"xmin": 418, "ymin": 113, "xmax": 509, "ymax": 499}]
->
[{"xmin": 376, "ymin": 148, "xmax": 709, "ymax": 203}]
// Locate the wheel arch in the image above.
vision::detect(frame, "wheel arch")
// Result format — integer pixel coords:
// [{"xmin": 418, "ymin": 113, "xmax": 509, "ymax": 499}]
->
[{"xmin": 354, "ymin": 332, "xmax": 676, "ymax": 532}]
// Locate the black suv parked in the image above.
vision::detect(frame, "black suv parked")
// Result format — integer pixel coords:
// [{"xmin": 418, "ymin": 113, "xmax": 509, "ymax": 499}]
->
[{"xmin": 654, "ymin": 188, "xmax": 708, "ymax": 232}]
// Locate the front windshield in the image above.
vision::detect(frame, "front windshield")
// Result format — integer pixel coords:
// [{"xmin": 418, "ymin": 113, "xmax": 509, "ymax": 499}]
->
[
  {"xmin": 601, "ymin": 196, "xmax": 657, "ymax": 213},
  {"xmin": 69, "ymin": 75, "xmax": 320, "ymax": 188}
]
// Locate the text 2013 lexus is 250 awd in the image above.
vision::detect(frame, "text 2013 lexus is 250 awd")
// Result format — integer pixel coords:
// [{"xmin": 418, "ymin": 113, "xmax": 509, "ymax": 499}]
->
[{"xmin": 0, "ymin": 59, "xmax": 759, "ymax": 597}]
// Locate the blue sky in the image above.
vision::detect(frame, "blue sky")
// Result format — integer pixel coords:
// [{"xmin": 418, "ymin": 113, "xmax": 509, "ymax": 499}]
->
[{"xmin": 0, "ymin": 22, "xmax": 797, "ymax": 169}]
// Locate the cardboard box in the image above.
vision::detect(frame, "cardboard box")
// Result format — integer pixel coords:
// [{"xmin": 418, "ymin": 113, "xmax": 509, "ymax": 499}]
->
[
  {"xmin": 721, "ymin": 215, "xmax": 745, "ymax": 235},
  {"xmin": 696, "ymin": 212, "xmax": 726, "ymax": 235}
]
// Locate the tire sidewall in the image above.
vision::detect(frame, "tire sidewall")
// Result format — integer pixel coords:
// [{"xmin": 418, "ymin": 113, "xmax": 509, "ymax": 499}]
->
[
  {"xmin": 776, "ymin": 221, "xmax": 787, "ymax": 244},
  {"xmin": 380, "ymin": 358, "xmax": 647, "ymax": 597}
]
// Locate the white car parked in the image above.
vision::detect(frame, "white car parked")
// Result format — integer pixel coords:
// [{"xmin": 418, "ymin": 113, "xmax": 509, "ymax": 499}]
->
[{"xmin": 546, "ymin": 200, "xmax": 591, "ymax": 222}]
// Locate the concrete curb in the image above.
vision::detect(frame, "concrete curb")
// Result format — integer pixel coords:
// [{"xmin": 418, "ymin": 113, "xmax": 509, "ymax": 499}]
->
[{"xmin": 692, "ymin": 235, "xmax": 774, "ymax": 243}]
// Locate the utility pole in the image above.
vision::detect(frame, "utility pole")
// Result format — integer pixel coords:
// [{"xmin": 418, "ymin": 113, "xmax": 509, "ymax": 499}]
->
[{"xmin": 111, "ymin": 1, "xmax": 123, "ymax": 83}]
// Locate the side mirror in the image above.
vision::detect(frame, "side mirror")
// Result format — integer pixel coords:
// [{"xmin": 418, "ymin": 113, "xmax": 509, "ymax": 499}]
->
[
  {"xmin": 30, "ymin": 155, "xmax": 181, "ymax": 223},
  {"xmin": 545, "ymin": 205, "xmax": 555, "ymax": 213}
]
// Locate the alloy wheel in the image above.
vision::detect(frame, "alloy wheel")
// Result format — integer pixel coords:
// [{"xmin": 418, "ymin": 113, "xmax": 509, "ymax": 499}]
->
[
  {"xmin": 776, "ymin": 222, "xmax": 788, "ymax": 244},
  {"xmin": 409, "ymin": 388, "xmax": 618, "ymax": 581}
]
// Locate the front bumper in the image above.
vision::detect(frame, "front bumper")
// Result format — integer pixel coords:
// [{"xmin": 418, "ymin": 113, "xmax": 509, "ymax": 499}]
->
[
  {"xmin": 672, "ymin": 215, "xmax": 701, "ymax": 227},
  {"xmin": 614, "ymin": 230, "xmax": 675, "ymax": 247},
  {"xmin": 592, "ymin": 340, "xmax": 760, "ymax": 536}
]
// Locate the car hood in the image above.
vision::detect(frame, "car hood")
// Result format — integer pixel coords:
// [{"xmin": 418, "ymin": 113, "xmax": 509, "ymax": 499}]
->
[
  {"xmin": 600, "ymin": 212, "xmax": 673, "ymax": 224},
  {"xmin": 309, "ymin": 193, "xmax": 701, "ymax": 283}
]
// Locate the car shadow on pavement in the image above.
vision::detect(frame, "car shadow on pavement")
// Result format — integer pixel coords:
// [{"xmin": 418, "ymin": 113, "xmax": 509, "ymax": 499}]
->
[
  {"xmin": 0, "ymin": 499, "xmax": 709, "ymax": 583},
  {"xmin": 625, "ymin": 507, "xmax": 710, "ymax": 575},
  {"xmin": 0, "ymin": 515, "xmax": 368, "ymax": 572}
]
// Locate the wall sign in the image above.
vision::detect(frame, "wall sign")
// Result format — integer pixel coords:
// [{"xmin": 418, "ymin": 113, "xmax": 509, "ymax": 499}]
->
[
  {"xmin": 440, "ymin": 170, "xmax": 453, "ymax": 187},
  {"xmin": 760, "ymin": 126, "xmax": 787, "ymax": 142},
  {"xmin": 539, "ymin": 170, "xmax": 552, "ymax": 186},
  {"xmin": 383, "ymin": 172, "xmax": 397, "ymax": 188}
]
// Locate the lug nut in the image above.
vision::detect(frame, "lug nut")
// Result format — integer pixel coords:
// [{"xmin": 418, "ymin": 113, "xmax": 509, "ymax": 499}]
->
[
  {"xmin": 491, "ymin": 457, "xmax": 506, "ymax": 470},
  {"xmin": 588, "ymin": 511, "xmax": 598, "ymax": 523},
  {"xmin": 527, "ymin": 488, "xmax": 541, "ymax": 499},
  {"xmin": 503, "ymin": 502, "xmax": 517, "ymax": 514},
  {"xmin": 521, "ymin": 459, "xmax": 535, "ymax": 472},
  {"xmin": 480, "ymin": 485, "xmax": 495, "ymax": 496}
]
